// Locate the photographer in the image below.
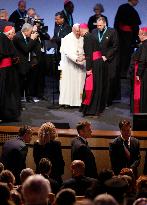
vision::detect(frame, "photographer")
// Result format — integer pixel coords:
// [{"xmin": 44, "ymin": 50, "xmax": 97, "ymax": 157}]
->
[
  {"xmin": 13, "ymin": 23, "xmax": 39, "ymax": 105},
  {"xmin": 25, "ymin": 9, "xmax": 50, "ymax": 100}
]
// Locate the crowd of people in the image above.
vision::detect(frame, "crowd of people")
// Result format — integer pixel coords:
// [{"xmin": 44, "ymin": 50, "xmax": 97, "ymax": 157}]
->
[
  {"xmin": 0, "ymin": 120, "xmax": 147, "ymax": 205},
  {"xmin": 0, "ymin": 0, "xmax": 147, "ymax": 122}
]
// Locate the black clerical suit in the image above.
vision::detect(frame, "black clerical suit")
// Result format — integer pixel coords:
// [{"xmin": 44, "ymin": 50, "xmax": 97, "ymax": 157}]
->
[
  {"xmin": 92, "ymin": 27, "xmax": 120, "ymax": 105},
  {"xmin": 114, "ymin": 3, "xmax": 141, "ymax": 77},
  {"xmin": 81, "ymin": 32, "xmax": 105, "ymax": 115},
  {"xmin": 71, "ymin": 136, "xmax": 98, "ymax": 178},
  {"xmin": 136, "ymin": 40, "xmax": 147, "ymax": 113},
  {"xmin": 109, "ymin": 136, "xmax": 140, "ymax": 176}
]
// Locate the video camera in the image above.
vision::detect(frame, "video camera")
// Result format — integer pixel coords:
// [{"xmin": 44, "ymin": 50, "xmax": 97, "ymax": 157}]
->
[{"xmin": 24, "ymin": 15, "xmax": 48, "ymax": 36}]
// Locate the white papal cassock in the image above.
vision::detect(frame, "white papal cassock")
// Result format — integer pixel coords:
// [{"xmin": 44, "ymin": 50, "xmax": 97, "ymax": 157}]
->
[{"xmin": 59, "ymin": 32, "xmax": 86, "ymax": 106}]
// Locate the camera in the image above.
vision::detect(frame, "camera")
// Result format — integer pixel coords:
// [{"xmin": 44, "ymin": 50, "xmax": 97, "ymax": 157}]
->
[{"xmin": 25, "ymin": 15, "xmax": 48, "ymax": 36}]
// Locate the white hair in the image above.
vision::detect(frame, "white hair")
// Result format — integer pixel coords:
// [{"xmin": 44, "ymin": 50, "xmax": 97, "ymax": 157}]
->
[{"xmin": 21, "ymin": 23, "xmax": 33, "ymax": 32}]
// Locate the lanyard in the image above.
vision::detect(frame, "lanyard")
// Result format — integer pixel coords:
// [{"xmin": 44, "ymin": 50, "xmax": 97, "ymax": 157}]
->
[
  {"xmin": 64, "ymin": 9, "xmax": 72, "ymax": 27},
  {"xmin": 17, "ymin": 9, "xmax": 25, "ymax": 18},
  {"xmin": 98, "ymin": 26, "xmax": 107, "ymax": 42}
]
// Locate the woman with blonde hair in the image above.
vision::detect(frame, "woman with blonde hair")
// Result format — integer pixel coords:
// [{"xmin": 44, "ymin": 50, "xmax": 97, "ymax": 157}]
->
[{"xmin": 33, "ymin": 122, "xmax": 65, "ymax": 185}]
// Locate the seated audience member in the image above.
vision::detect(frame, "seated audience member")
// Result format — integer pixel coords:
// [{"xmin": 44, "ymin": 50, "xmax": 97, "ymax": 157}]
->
[
  {"xmin": 0, "ymin": 162, "xmax": 4, "ymax": 173},
  {"xmin": 133, "ymin": 198, "xmax": 147, "ymax": 205},
  {"xmin": 1, "ymin": 126, "xmax": 32, "ymax": 184},
  {"xmin": 33, "ymin": 122, "xmax": 65, "ymax": 185},
  {"xmin": 20, "ymin": 168, "xmax": 34, "ymax": 185},
  {"xmin": 98, "ymin": 169, "xmax": 114, "ymax": 194},
  {"xmin": 55, "ymin": 188, "xmax": 76, "ymax": 205},
  {"xmin": 39, "ymin": 158, "xmax": 60, "ymax": 194},
  {"xmin": 0, "ymin": 9, "xmax": 14, "ymax": 31},
  {"xmin": 119, "ymin": 167, "xmax": 136, "ymax": 192},
  {"xmin": 136, "ymin": 175, "xmax": 147, "ymax": 198},
  {"xmin": 17, "ymin": 168, "xmax": 35, "ymax": 196},
  {"xmin": 94, "ymin": 193, "xmax": 119, "ymax": 205},
  {"xmin": 22, "ymin": 174, "xmax": 51, "ymax": 205},
  {"xmin": 0, "ymin": 170, "xmax": 15, "ymax": 190},
  {"xmin": 10, "ymin": 190, "xmax": 22, "ymax": 205},
  {"xmin": 0, "ymin": 182, "xmax": 14, "ymax": 205},
  {"xmin": 88, "ymin": 3, "xmax": 108, "ymax": 32},
  {"xmin": 76, "ymin": 199, "xmax": 94, "ymax": 205},
  {"xmin": 61, "ymin": 160, "xmax": 99, "ymax": 197},
  {"xmin": 109, "ymin": 120, "xmax": 140, "ymax": 176},
  {"xmin": 104, "ymin": 176, "xmax": 129, "ymax": 204},
  {"xmin": 9, "ymin": 0, "xmax": 27, "ymax": 32}
]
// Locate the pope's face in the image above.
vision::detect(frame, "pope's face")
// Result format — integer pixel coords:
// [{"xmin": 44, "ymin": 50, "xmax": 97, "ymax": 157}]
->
[{"xmin": 73, "ymin": 28, "xmax": 80, "ymax": 38}]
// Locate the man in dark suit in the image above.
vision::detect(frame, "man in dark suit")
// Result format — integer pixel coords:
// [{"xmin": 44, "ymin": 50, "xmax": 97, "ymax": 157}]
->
[
  {"xmin": 53, "ymin": 12, "xmax": 72, "ymax": 55},
  {"xmin": 71, "ymin": 121, "xmax": 98, "ymax": 178},
  {"xmin": 13, "ymin": 23, "xmax": 38, "ymax": 103},
  {"xmin": 1, "ymin": 125, "xmax": 32, "ymax": 183},
  {"xmin": 92, "ymin": 17, "xmax": 120, "ymax": 106},
  {"xmin": 109, "ymin": 120, "xmax": 141, "ymax": 176},
  {"xmin": 61, "ymin": 160, "xmax": 99, "ymax": 197},
  {"xmin": 61, "ymin": 0, "xmax": 74, "ymax": 27},
  {"xmin": 9, "ymin": 0, "xmax": 27, "ymax": 32}
]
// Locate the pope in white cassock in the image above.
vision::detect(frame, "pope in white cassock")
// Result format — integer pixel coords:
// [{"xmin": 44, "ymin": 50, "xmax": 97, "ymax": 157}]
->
[{"xmin": 59, "ymin": 23, "xmax": 86, "ymax": 107}]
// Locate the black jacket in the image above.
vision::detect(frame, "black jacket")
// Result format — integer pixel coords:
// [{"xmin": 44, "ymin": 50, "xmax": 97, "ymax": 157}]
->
[{"xmin": 71, "ymin": 136, "xmax": 98, "ymax": 178}]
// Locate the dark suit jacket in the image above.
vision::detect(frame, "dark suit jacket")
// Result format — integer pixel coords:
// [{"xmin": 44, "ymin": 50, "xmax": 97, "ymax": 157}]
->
[
  {"xmin": 109, "ymin": 136, "xmax": 141, "ymax": 175},
  {"xmin": 61, "ymin": 10, "xmax": 74, "ymax": 27},
  {"xmin": 61, "ymin": 175, "xmax": 99, "ymax": 196},
  {"xmin": 9, "ymin": 9, "xmax": 27, "ymax": 32},
  {"xmin": 13, "ymin": 31, "xmax": 37, "ymax": 75},
  {"xmin": 88, "ymin": 14, "xmax": 108, "ymax": 32},
  {"xmin": 92, "ymin": 28, "xmax": 119, "ymax": 78},
  {"xmin": 1, "ymin": 137, "xmax": 28, "ymax": 182},
  {"xmin": 53, "ymin": 22, "xmax": 72, "ymax": 52},
  {"xmin": 33, "ymin": 140, "xmax": 65, "ymax": 180},
  {"xmin": 71, "ymin": 136, "xmax": 98, "ymax": 178}
]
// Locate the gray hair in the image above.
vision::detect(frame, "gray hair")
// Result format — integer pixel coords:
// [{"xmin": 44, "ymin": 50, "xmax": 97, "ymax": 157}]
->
[
  {"xmin": 21, "ymin": 23, "xmax": 33, "ymax": 32},
  {"xmin": 22, "ymin": 174, "xmax": 51, "ymax": 205},
  {"xmin": 94, "ymin": 194, "xmax": 119, "ymax": 205},
  {"xmin": 93, "ymin": 3, "xmax": 104, "ymax": 13}
]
